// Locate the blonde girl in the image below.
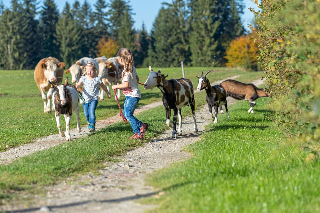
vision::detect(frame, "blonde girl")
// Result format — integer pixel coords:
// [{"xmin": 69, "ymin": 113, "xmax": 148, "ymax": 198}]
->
[
  {"xmin": 76, "ymin": 62, "xmax": 111, "ymax": 132},
  {"xmin": 112, "ymin": 48, "xmax": 148, "ymax": 139}
]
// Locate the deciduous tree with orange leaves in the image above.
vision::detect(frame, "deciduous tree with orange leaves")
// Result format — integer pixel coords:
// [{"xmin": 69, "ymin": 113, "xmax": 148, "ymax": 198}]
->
[
  {"xmin": 224, "ymin": 32, "xmax": 260, "ymax": 71},
  {"xmin": 96, "ymin": 37, "xmax": 119, "ymax": 58}
]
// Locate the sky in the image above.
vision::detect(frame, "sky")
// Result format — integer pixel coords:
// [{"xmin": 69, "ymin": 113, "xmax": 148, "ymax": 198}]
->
[{"xmin": 3, "ymin": 0, "xmax": 259, "ymax": 32}]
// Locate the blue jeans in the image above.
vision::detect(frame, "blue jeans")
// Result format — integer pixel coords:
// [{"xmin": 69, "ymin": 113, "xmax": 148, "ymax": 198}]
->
[
  {"xmin": 123, "ymin": 96, "xmax": 142, "ymax": 134},
  {"xmin": 82, "ymin": 100, "xmax": 98, "ymax": 125}
]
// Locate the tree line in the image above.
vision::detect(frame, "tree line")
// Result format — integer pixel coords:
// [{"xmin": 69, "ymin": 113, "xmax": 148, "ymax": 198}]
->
[{"xmin": 0, "ymin": 0, "xmax": 245, "ymax": 70}]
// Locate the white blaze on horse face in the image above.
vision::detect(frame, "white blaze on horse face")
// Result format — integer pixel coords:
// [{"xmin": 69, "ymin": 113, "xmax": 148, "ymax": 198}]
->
[
  {"xmin": 70, "ymin": 64, "xmax": 82, "ymax": 83},
  {"xmin": 144, "ymin": 72, "xmax": 158, "ymax": 89},
  {"xmin": 197, "ymin": 78, "xmax": 204, "ymax": 90},
  {"xmin": 57, "ymin": 85, "xmax": 66, "ymax": 105},
  {"xmin": 44, "ymin": 60, "xmax": 58, "ymax": 82}
]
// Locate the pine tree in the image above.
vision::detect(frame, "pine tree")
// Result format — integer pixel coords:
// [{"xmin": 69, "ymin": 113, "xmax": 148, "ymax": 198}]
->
[
  {"xmin": 135, "ymin": 22, "xmax": 149, "ymax": 67},
  {"xmin": 218, "ymin": 0, "xmax": 245, "ymax": 64},
  {"xmin": 20, "ymin": 0, "xmax": 41, "ymax": 69},
  {"xmin": 0, "ymin": 0, "xmax": 5, "ymax": 15},
  {"xmin": 71, "ymin": 0, "xmax": 80, "ymax": 20},
  {"xmin": 77, "ymin": 0, "xmax": 95, "ymax": 57},
  {"xmin": 149, "ymin": 7, "xmax": 175, "ymax": 67},
  {"xmin": 0, "ymin": 8, "xmax": 25, "ymax": 69},
  {"xmin": 55, "ymin": 2, "xmax": 83, "ymax": 67},
  {"xmin": 93, "ymin": 0, "xmax": 109, "ymax": 40},
  {"xmin": 188, "ymin": 0, "xmax": 222, "ymax": 66},
  {"xmin": 108, "ymin": 0, "xmax": 132, "ymax": 41},
  {"xmin": 117, "ymin": 7, "xmax": 136, "ymax": 51},
  {"xmin": 39, "ymin": 0, "xmax": 59, "ymax": 59},
  {"xmin": 164, "ymin": 0, "xmax": 190, "ymax": 66}
]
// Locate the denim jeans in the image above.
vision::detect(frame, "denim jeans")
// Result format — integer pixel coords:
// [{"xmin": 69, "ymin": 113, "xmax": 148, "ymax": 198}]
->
[
  {"xmin": 82, "ymin": 100, "xmax": 98, "ymax": 125},
  {"xmin": 123, "ymin": 96, "xmax": 142, "ymax": 134}
]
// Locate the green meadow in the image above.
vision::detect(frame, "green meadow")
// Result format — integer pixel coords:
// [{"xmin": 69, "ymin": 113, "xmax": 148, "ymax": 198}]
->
[
  {"xmin": 0, "ymin": 67, "xmax": 285, "ymax": 208},
  {"xmin": 0, "ymin": 67, "xmax": 260, "ymax": 150},
  {"xmin": 145, "ymin": 99, "xmax": 320, "ymax": 213}
]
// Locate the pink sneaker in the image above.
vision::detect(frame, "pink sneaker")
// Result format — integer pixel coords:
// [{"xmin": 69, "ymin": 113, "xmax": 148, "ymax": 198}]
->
[
  {"xmin": 140, "ymin": 123, "xmax": 149, "ymax": 137},
  {"xmin": 129, "ymin": 133, "xmax": 143, "ymax": 139}
]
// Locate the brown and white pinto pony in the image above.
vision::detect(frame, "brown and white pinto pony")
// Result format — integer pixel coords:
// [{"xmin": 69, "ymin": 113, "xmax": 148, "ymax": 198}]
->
[
  {"xmin": 34, "ymin": 57, "xmax": 65, "ymax": 113},
  {"xmin": 220, "ymin": 79, "xmax": 270, "ymax": 114},
  {"xmin": 144, "ymin": 66, "xmax": 198, "ymax": 139},
  {"xmin": 196, "ymin": 70, "xmax": 229, "ymax": 124},
  {"xmin": 51, "ymin": 78, "xmax": 81, "ymax": 141},
  {"xmin": 98, "ymin": 57, "xmax": 124, "ymax": 100}
]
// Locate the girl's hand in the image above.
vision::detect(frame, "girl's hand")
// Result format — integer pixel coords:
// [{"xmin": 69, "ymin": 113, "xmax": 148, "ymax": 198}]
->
[{"xmin": 112, "ymin": 85, "xmax": 117, "ymax": 90}]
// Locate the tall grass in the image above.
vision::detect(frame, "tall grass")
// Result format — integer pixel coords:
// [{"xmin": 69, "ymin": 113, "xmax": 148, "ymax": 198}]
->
[
  {"xmin": 145, "ymin": 99, "xmax": 320, "ymax": 213},
  {"xmin": 0, "ymin": 67, "xmax": 251, "ymax": 150}
]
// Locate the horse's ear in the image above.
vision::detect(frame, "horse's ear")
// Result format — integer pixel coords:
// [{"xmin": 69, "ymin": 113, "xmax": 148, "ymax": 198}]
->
[
  {"xmin": 157, "ymin": 69, "xmax": 161, "ymax": 76},
  {"xmin": 196, "ymin": 76, "xmax": 200, "ymax": 79},
  {"xmin": 65, "ymin": 68, "xmax": 70, "ymax": 74},
  {"xmin": 149, "ymin": 66, "xmax": 153, "ymax": 72},
  {"xmin": 164, "ymin": 75, "xmax": 168, "ymax": 79}
]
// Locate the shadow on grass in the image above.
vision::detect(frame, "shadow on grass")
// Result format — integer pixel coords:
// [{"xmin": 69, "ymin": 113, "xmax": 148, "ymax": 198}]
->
[
  {"xmin": 206, "ymin": 124, "xmax": 269, "ymax": 132},
  {"xmin": 6, "ymin": 182, "xmax": 193, "ymax": 213}
]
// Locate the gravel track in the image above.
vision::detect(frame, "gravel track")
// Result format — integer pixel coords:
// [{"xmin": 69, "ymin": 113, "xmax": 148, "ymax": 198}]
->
[{"xmin": 1, "ymin": 77, "xmax": 264, "ymax": 213}]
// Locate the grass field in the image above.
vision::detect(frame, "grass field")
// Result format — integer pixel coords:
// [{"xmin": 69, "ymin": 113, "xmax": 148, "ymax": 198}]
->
[
  {"xmin": 0, "ymin": 67, "xmax": 265, "ymax": 203},
  {"xmin": 144, "ymin": 99, "xmax": 320, "ymax": 213},
  {"xmin": 0, "ymin": 67, "xmax": 262, "ymax": 150}
]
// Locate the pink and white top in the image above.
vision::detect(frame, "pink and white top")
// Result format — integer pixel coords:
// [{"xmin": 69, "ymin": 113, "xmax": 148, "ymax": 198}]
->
[{"xmin": 122, "ymin": 67, "xmax": 141, "ymax": 98}]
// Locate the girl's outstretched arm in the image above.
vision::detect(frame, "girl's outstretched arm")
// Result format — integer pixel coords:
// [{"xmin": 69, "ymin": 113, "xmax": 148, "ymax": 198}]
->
[
  {"xmin": 112, "ymin": 81, "xmax": 129, "ymax": 90},
  {"xmin": 76, "ymin": 81, "xmax": 83, "ymax": 91},
  {"xmin": 100, "ymin": 83, "xmax": 111, "ymax": 99}
]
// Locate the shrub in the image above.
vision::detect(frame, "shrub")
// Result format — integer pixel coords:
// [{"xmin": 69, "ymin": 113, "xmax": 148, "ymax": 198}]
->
[
  {"xmin": 255, "ymin": 0, "xmax": 320, "ymax": 158},
  {"xmin": 96, "ymin": 37, "xmax": 119, "ymax": 58},
  {"xmin": 224, "ymin": 32, "xmax": 260, "ymax": 71}
]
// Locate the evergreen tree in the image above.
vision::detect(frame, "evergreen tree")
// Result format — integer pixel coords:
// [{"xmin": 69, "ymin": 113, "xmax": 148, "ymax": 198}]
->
[
  {"xmin": 149, "ymin": 7, "xmax": 175, "ymax": 67},
  {"xmin": 39, "ymin": 0, "xmax": 59, "ymax": 59},
  {"xmin": 164, "ymin": 0, "xmax": 190, "ymax": 66},
  {"xmin": 218, "ymin": 0, "xmax": 245, "ymax": 64},
  {"xmin": 55, "ymin": 2, "xmax": 83, "ymax": 67},
  {"xmin": 20, "ymin": 0, "xmax": 41, "ymax": 69},
  {"xmin": 117, "ymin": 7, "xmax": 135, "ymax": 51},
  {"xmin": 188, "ymin": 0, "xmax": 222, "ymax": 66},
  {"xmin": 93, "ymin": 0, "xmax": 109, "ymax": 40},
  {"xmin": 71, "ymin": 0, "xmax": 80, "ymax": 20},
  {"xmin": 0, "ymin": 8, "xmax": 25, "ymax": 69},
  {"xmin": 78, "ymin": 0, "xmax": 97, "ymax": 57},
  {"xmin": 108, "ymin": 0, "xmax": 132, "ymax": 41},
  {"xmin": 135, "ymin": 22, "xmax": 149, "ymax": 67},
  {"xmin": 0, "ymin": 0, "xmax": 5, "ymax": 15}
]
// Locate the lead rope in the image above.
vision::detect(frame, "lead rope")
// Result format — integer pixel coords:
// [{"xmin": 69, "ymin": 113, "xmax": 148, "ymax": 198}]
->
[{"xmin": 113, "ymin": 89, "xmax": 127, "ymax": 123}]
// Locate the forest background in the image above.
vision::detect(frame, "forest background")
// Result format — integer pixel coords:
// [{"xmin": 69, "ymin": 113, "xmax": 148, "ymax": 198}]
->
[{"xmin": 0, "ymin": 0, "xmax": 257, "ymax": 70}]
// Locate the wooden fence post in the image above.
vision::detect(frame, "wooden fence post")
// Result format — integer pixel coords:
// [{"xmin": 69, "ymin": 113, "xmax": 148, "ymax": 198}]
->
[{"xmin": 181, "ymin": 61, "xmax": 185, "ymax": 78}]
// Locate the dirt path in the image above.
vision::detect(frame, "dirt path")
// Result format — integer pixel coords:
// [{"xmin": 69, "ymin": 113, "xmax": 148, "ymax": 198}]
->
[{"xmin": 1, "ymin": 78, "xmax": 265, "ymax": 213}]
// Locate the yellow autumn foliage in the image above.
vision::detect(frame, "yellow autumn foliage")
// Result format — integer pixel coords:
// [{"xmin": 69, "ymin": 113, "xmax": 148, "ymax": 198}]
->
[
  {"xmin": 224, "ymin": 33, "xmax": 260, "ymax": 70},
  {"xmin": 96, "ymin": 38, "xmax": 119, "ymax": 58}
]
